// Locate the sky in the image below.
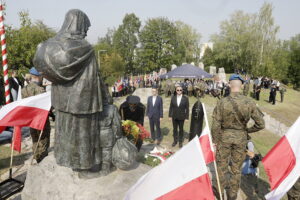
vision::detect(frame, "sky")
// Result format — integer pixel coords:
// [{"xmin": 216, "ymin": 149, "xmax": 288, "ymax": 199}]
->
[{"xmin": 5, "ymin": 0, "xmax": 300, "ymax": 44}]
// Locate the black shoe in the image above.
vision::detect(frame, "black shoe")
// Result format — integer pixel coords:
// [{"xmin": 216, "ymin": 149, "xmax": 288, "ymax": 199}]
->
[
  {"xmin": 179, "ymin": 143, "xmax": 183, "ymax": 148},
  {"xmin": 172, "ymin": 141, "xmax": 177, "ymax": 147}
]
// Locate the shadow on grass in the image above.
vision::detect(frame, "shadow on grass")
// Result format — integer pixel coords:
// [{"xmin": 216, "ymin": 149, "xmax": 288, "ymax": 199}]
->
[
  {"xmin": 212, "ymin": 175, "xmax": 270, "ymax": 200},
  {"xmin": 161, "ymin": 127, "xmax": 170, "ymax": 136},
  {"xmin": 240, "ymin": 175, "xmax": 270, "ymax": 200},
  {"xmin": 0, "ymin": 152, "xmax": 32, "ymax": 171}
]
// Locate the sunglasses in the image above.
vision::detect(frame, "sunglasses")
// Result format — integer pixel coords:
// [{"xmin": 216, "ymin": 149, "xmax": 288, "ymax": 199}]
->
[{"xmin": 176, "ymin": 89, "xmax": 182, "ymax": 91}]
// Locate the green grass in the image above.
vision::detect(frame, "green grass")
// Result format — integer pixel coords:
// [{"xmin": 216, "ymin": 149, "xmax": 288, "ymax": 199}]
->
[
  {"xmin": 251, "ymin": 130, "xmax": 281, "ymax": 180},
  {"xmin": 0, "ymin": 145, "xmax": 13, "ymax": 175},
  {"xmin": 252, "ymin": 86, "xmax": 300, "ymax": 126},
  {"xmin": 0, "ymin": 145, "xmax": 31, "ymax": 177},
  {"xmin": 139, "ymin": 92, "xmax": 284, "ymax": 194}
]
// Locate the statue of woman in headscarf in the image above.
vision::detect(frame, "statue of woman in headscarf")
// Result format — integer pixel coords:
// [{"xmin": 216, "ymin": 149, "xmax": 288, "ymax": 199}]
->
[{"xmin": 33, "ymin": 9, "xmax": 111, "ymax": 171}]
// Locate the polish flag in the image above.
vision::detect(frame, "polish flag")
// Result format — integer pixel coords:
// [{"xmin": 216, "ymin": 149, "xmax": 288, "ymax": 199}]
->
[
  {"xmin": 200, "ymin": 103, "xmax": 215, "ymax": 164},
  {"xmin": 262, "ymin": 116, "xmax": 300, "ymax": 200},
  {"xmin": 0, "ymin": 92, "xmax": 51, "ymax": 152},
  {"xmin": 124, "ymin": 136, "xmax": 215, "ymax": 200},
  {"xmin": 200, "ymin": 126, "xmax": 215, "ymax": 164}
]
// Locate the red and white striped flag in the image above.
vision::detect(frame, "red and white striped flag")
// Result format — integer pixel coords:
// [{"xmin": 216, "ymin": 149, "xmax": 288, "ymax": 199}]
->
[
  {"xmin": 0, "ymin": 92, "xmax": 51, "ymax": 152},
  {"xmin": 124, "ymin": 136, "xmax": 215, "ymax": 200},
  {"xmin": 200, "ymin": 126, "xmax": 215, "ymax": 164},
  {"xmin": 200, "ymin": 103, "xmax": 215, "ymax": 164},
  {"xmin": 262, "ymin": 116, "xmax": 300, "ymax": 200}
]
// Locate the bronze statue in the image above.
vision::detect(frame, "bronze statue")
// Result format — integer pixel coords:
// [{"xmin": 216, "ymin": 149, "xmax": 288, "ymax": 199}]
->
[
  {"xmin": 33, "ymin": 9, "xmax": 112, "ymax": 173},
  {"xmin": 99, "ymin": 104, "xmax": 122, "ymax": 176}
]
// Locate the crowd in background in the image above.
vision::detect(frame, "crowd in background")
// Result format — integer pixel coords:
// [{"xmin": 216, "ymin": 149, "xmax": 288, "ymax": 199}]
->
[
  {"xmin": 111, "ymin": 72, "xmax": 288, "ymax": 106},
  {"xmin": 5, "ymin": 69, "xmax": 52, "ymax": 103}
]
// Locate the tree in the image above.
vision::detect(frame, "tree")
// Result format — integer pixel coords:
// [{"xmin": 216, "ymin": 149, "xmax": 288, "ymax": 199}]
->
[
  {"xmin": 201, "ymin": 47, "xmax": 215, "ymax": 71},
  {"xmin": 138, "ymin": 17, "xmax": 180, "ymax": 73},
  {"xmin": 271, "ymin": 41, "xmax": 290, "ymax": 81},
  {"xmin": 210, "ymin": 10, "xmax": 257, "ymax": 73},
  {"xmin": 175, "ymin": 21, "xmax": 201, "ymax": 64},
  {"xmin": 113, "ymin": 13, "xmax": 141, "ymax": 74},
  {"xmin": 288, "ymin": 34, "xmax": 300, "ymax": 89},
  {"xmin": 6, "ymin": 11, "xmax": 55, "ymax": 72},
  {"xmin": 209, "ymin": 3, "xmax": 281, "ymax": 77},
  {"xmin": 252, "ymin": 2, "xmax": 279, "ymax": 77},
  {"xmin": 95, "ymin": 28, "xmax": 115, "ymax": 54},
  {"xmin": 94, "ymin": 29, "xmax": 125, "ymax": 84},
  {"xmin": 100, "ymin": 52, "xmax": 125, "ymax": 85}
]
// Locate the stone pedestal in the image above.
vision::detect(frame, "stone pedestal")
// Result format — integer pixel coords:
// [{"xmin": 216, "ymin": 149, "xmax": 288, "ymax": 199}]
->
[
  {"xmin": 209, "ymin": 66, "xmax": 217, "ymax": 75},
  {"xmin": 22, "ymin": 153, "xmax": 151, "ymax": 200},
  {"xmin": 198, "ymin": 62, "xmax": 204, "ymax": 70}
]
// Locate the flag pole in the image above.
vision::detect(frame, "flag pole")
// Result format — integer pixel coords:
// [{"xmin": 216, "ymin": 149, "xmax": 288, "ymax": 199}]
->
[
  {"xmin": 202, "ymin": 103, "xmax": 223, "ymax": 200},
  {"xmin": 0, "ymin": 0, "xmax": 10, "ymax": 104},
  {"xmin": 30, "ymin": 130, "xmax": 43, "ymax": 165},
  {"xmin": 9, "ymin": 128, "xmax": 16, "ymax": 178}
]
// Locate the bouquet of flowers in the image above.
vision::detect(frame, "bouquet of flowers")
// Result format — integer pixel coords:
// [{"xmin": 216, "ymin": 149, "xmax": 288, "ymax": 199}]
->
[{"xmin": 122, "ymin": 120, "xmax": 150, "ymax": 145}]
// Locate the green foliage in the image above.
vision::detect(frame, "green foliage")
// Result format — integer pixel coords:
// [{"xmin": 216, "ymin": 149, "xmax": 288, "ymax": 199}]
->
[
  {"xmin": 271, "ymin": 41, "xmax": 290, "ymax": 81},
  {"xmin": 202, "ymin": 47, "xmax": 215, "ymax": 71},
  {"xmin": 205, "ymin": 3, "xmax": 280, "ymax": 77},
  {"xmin": 288, "ymin": 34, "xmax": 300, "ymax": 89},
  {"xmin": 6, "ymin": 10, "xmax": 55, "ymax": 71},
  {"xmin": 208, "ymin": 10, "xmax": 258, "ymax": 73},
  {"xmin": 143, "ymin": 156, "xmax": 161, "ymax": 167},
  {"xmin": 94, "ymin": 28, "xmax": 126, "ymax": 85},
  {"xmin": 138, "ymin": 17, "xmax": 180, "ymax": 73},
  {"xmin": 175, "ymin": 21, "xmax": 201, "ymax": 64},
  {"xmin": 113, "ymin": 13, "xmax": 141, "ymax": 74},
  {"xmin": 100, "ymin": 52, "xmax": 125, "ymax": 85},
  {"xmin": 95, "ymin": 15, "xmax": 202, "ymax": 77}
]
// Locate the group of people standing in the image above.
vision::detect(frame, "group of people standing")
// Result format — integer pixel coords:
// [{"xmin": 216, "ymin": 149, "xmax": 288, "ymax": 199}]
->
[
  {"xmin": 135, "ymin": 73, "xmax": 297, "ymax": 199},
  {"xmin": 251, "ymin": 77, "xmax": 287, "ymax": 104}
]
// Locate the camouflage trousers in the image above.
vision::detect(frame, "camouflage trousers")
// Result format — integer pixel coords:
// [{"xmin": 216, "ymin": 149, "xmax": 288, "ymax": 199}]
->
[
  {"xmin": 216, "ymin": 141, "xmax": 247, "ymax": 200},
  {"xmin": 287, "ymin": 178, "xmax": 300, "ymax": 200},
  {"xmin": 30, "ymin": 119, "xmax": 50, "ymax": 163}
]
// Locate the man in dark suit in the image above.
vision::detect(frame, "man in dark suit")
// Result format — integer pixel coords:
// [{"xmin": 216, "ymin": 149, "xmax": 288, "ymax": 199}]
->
[
  {"xmin": 169, "ymin": 85, "xmax": 189, "ymax": 148},
  {"xmin": 9, "ymin": 70, "xmax": 23, "ymax": 101},
  {"xmin": 146, "ymin": 87, "xmax": 163, "ymax": 145}
]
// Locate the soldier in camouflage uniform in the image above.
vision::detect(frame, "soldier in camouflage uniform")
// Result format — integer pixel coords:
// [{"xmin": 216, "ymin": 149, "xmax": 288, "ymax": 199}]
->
[
  {"xmin": 21, "ymin": 67, "xmax": 50, "ymax": 163},
  {"xmin": 164, "ymin": 80, "xmax": 171, "ymax": 97},
  {"xmin": 170, "ymin": 81, "xmax": 175, "ymax": 96},
  {"xmin": 187, "ymin": 81, "xmax": 193, "ymax": 97},
  {"xmin": 279, "ymin": 86, "xmax": 287, "ymax": 103},
  {"xmin": 211, "ymin": 74, "xmax": 265, "ymax": 200},
  {"xmin": 243, "ymin": 81, "xmax": 249, "ymax": 96},
  {"xmin": 199, "ymin": 80, "xmax": 207, "ymax": 98},
  {"xmin": 287, "ymin": 178, "xmax": 300, "ymax": 200}
]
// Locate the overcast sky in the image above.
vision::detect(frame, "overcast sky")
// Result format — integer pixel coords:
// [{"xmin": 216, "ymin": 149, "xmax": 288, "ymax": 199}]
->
[{"xmin": 5, "ymin": 0, "xmax": 300, "ymax": 44}]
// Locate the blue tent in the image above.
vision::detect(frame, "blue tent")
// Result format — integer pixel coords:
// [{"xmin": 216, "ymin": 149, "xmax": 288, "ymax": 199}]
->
[{"xmin": 160, "ymin": 64, "xmax": 212, "ymax": 79}]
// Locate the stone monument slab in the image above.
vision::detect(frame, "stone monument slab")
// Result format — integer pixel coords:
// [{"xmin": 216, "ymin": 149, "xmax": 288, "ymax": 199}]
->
[{"xmin": 22, "ymin": 153, "xmax": 151, "ymax": 200}]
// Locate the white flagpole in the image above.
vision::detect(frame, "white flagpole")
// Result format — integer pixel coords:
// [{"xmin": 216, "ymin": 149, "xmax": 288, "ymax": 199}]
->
[{"xmin": 202, "ymin": 103, "xmax": 223, "ymax": 200}]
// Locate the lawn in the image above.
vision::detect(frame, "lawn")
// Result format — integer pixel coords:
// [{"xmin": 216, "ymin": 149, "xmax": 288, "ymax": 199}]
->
[
  {"xmin": 0, "ymin": 145, "xmax": 12, "ymax": 176},
  {"xmin": 253, "ymin": 86, "xmax": 300, "ymax": 126}
]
